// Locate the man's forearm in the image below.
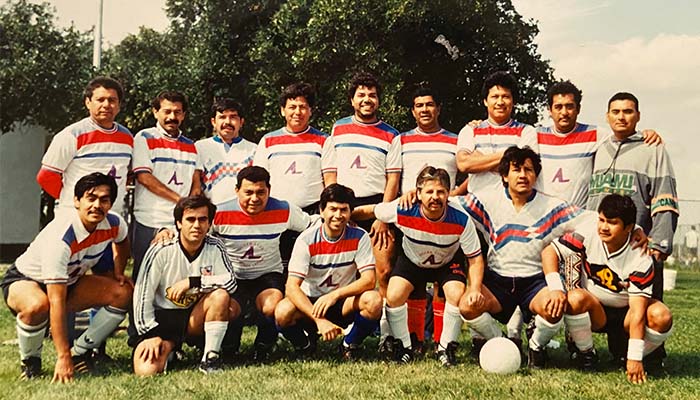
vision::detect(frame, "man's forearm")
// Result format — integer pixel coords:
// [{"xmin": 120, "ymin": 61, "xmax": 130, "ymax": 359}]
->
[
  {"xmin": 47, "ymin": 284, "xmax": 71, "ymax": 357},
  {"xmin": 136, "ymin": 172, "xmax": 180, "ymax": 203}
]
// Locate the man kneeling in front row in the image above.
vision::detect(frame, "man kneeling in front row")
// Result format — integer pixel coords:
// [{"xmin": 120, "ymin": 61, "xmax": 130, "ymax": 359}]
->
[
  {"xmin": 545, "ymin": 194, "xmax": 672, "ymax": 383},
  {"xmin": 132, "ymin": 195, "xmax": 240, "ymax": 375}
]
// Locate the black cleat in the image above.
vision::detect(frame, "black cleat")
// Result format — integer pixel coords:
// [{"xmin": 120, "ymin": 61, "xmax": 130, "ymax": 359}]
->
[
  {"xmin": 339, "ymin": 343, "xmax": 360, "ymax": 361},
  {"xmin": 20, "ymin": 357, "xmax": 41, "ymax": 380},
  {"xmin": 410, "ymin": 333, "xmax": 425, "ymax": 358},
  {"xmin": 436, "ymin": 341, "xmax": 459, "ymax": 367},
  {"xmin": 251, "ymin": 343, "xmax": 273, "ymax": 363},
  {"xmin": 573, "ymin": 348, "xmax": 599, "ymax": 371},
  {"xmin": 393, "ymin": 338, "xmax": 414, "ymax": 364},
  {"xmin": 470, "ymin": 337, "xmax": 488, "ymax": 362},
  {"xmin": 198, "ymin": 351, "xmax": 223, "ymax": 374},
  {"xmin": 528, "ymin": 346, "xmax": 548, "ymax": 369},
  {"xmin": 72, "ymin": 352, "xmax": 95, "ymax": 374},
  {"xmin": 378, "ymin": 335, "xmax": 396, "ymax": 361},
  {"xmin": 644, "ymin": 345, "xmax": 667, "ymax": 376}
]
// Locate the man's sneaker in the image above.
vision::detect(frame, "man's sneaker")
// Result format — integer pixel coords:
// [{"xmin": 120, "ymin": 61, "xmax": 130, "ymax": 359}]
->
[
  {"xmin": 294, "ymin": 336, "xmax": 317, "ymax": 360},
  {"xmin": 410, "ymin": 332, "xmax": 425, "ymax": 358},
  {"xmin": 251, "ymin": 343, "xmax": 273, "ymax": 363},
  {"xmin": 72, "ymin": 352, "xmax": 95, "ymax": 374},
  {"xmin": 527, "ymin": 346, "xmax": 548, "ymax": 369},
  {"xmin": 20, "ymin": 357, "xmax": 41, "ymax": 380},
  {"xmin": 198, "ymin": 351, "xmax": 223, "ymax": 374},
  {"xmin": 643, "ymin": 345, "xmax": 667, "ymax": 376},
  {"xmin": 339, "ymin": 343, "xmax": 360, "ymax": 361},
  {"xmin": 436, "ymin": 341, "xmax": 459, "ymax": 367},
  {"xmin": 572, "ymin": 348, "xmax": 599, "ymax": 371},
  {"xmin": 393, "ymin": 338, "xmax": 414, "ymax": 364},
  {"xmin": 378, "ymin": 335, "xmax": 395, "ymax": 361},
  {"xmin": 470, "ymin": 337, "xmax": 487, "ymax": 361}
]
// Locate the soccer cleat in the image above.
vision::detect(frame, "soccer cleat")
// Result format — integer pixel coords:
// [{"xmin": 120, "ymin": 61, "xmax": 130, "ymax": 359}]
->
[
  {"xmin": 198, "ymin": 351, "xmax": 223, "ymax": 374},
  {"xmin": 436, "ymin": 341, "xmax": 459, "ymax": 367},
  {"xmin": 19, "ymin": 357, "xmax": 41, "ymax": 380},
  {"xmin": 643, "ymin": 346, "xmax": 667, "ymax": 376},
  {"xmin": 378, "ymin": 335, "xmax": 396, "ymax": 361},
  {"xmin": 251, "ymin": 342, "xmax": 273, "ymax": 363},
  {"xmin": 527, "ymin": 346, "xmax": 548, "ymax": 369},
  {"xmin": 339, "ymin": 343, "xmax": 360, "ymax": 362},
  {"xmin": 72, "ymin": 352, "xmax": 95, "ymax": 374},
  {"xmin": 393, "ymin": 338, "xmax": 414, "ymax": 364},
  {"xmin": 410, "ymin": 332, "xmax": 425, "ymax": 358},
  {"xmin": 576, "ymin": 348, "xmax": 599, "ymax": 371},
  {"xmin": 294, "ymin": 335, "xmax": 318, "ymax": 360},
  {"xmin": 470, "ymin": 337, "xmax": 487, "ymax": 362}
]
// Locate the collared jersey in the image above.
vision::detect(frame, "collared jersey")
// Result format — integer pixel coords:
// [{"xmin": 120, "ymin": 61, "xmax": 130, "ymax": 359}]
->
[
  {"xmin": 329, "ymin": 116, "xmax": 401, "ymax": 197},
  {"xmin": 133, "ymin": 235, "xmax": 236, "ymax": 336},
  {"xmin": 40, "ymin": 117, "xmax": 133, "ymax": 215},
  {"xmin": 212, "ymin": 197, "xmax": 316, "ymax": 279},
  {"xmin": 374, "ymin": 199, "xmax": 481, "ymax": 268},
  {"xmin": 15, "ymin": 211, "xmax": 128, "ymax": 286},
  {"xmin": 457, "ymin": 189, "xmax": 586, "ymax": 277},
  {"xmin": 253, "ymin": 126, "xmax": 335, "ymax": 208},
  {"xmin": 536, "ymin": 123, "xmax": 609, "ymax": 207},
  {"xmin": 399, "ymin": 128, "xmax": 459, "ymax": 194},
  {"xmin": 195, "ymin": 136, "xmax": 256, "ymax": 205},
  {"xmin": 132, "ymin": 125, "xmax": 198, "ymax": 228},
  {"xmin": 553, "ymin": 225, "xmax": 654, "ymax": 308},
  {"xmin": 457, "ymin": 119, "xmax": 537, "ymax": 198},
  {"xmin": 288, "ymin": 221, "xmax": 375, "ymax": 297}
]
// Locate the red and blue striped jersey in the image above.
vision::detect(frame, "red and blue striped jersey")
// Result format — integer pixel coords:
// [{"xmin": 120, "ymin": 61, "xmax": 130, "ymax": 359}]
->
[{"xmin": 399, "ymin": 128, "xmax": 459, "ymax": 194}]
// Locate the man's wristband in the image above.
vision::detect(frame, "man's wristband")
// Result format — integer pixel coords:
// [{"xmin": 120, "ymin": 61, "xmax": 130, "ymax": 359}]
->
[
  {"xmin": 627, "ymin": 338, "xmax": 645, "ymax": 361},
  {"xmin": 545, "ymin": 272, "xmax": 564, "ymax": 292}
]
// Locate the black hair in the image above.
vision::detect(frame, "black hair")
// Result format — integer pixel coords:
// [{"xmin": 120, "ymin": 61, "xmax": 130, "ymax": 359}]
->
[
  {"xmin": 211, "ymin": 98, "xmax": 244, "ymax": 118},
  {"xmin": 84, "ymin": 76, "xmax": 125, "ymax": 103},
  {"xmin": 481, "ymin": 71, "xmax": 518, "ymax": 102},
  {"xmin": 236, "ymin": 166, "xmax": 271, "ymax": 189},
  {"xmin": 598, "ymin": 194, "xmax": 637, "ymax": 227},
  {"xmin": 279, "ymin": 82, "xmax": 316, "ymax": 108},
  {"xmin": 547, "ymin": 80, "xmax": 582, "ymax": 109},
  {"xmin": 173, "ymin": 195, "xmax": 217, "ymax": 224},
  {"xmin": 498, "ymin": 146, "xmax": 542, "ymax": 187},
  {"xmin": 319, "ymin": 183, "xmax": 356, "ymax": 212},
  {"xmin": 416, "ymin": 166, "xmax": 451, "ymax": 191},
  {"xmin": 74, "ymin": 172, "xmax": 118, "ymax": 204},
  {"xmin": 152, "ymin": 90, "xmax": 189, "ymax": 113},
  {"xmin": 411, "ymin": 85, "xmax": 442, "ymax": 108},
  {"xmin": 607, "ymin": 92, "xmax": 639, "ymax": 112},
  {"xmin": 347, "ymin": 71, "xmax": 381, "ymax": 101}
]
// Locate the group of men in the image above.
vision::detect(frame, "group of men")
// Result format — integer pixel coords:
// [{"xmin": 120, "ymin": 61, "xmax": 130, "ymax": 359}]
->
[{"xmin": 1, "ymin": 70, "xmax": 678, "ymax": 385}]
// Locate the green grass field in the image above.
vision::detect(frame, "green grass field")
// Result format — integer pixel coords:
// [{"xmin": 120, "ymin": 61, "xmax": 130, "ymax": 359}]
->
[{"xmin": 1, "ymin": 268, "xmax": 699, "ymax": 400}]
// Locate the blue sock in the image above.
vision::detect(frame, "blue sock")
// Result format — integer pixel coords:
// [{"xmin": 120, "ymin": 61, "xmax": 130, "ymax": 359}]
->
[
  {"xmin": 255, "ymin": 315, "xmax": 278, "ymax": 347},
  {"xmin": 345, "ymin": 312, "xmax": 379, "ymax": 346}
]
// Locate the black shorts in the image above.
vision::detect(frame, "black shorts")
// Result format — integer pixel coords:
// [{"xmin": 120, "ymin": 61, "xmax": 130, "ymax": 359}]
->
[
  {"xmin": 600, "ymin": 305, "xmax": 629, "ymax": 334},
  {"xmin": 137, "ymin": 308, "xmax": 194, "ymax": 347},
  {"xmin": 391, "ymin": 250, "xmax": 467, "ymax": 292},
  {"xmin": 483, "ymin": 269, "xmax": 546, "ymax": 324},
  {"xmin": 232, "ymin": 272, "xmax": 285, "ymax": 310},
  {"xmin": 308, "ymin": 296, "xmax": 354, "ymax": 328},
  {"xmin": 353, "ymin": 193, "xmax": 384, "ymax": 233},
  {"xmin": 1, "ymin": 264, "xmax": 77, "ymax": 314}
]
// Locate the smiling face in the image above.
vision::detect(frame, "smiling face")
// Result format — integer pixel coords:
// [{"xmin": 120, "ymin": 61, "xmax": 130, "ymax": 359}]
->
[
  {"xmin": 176, "ymin": 206, "xmax": 211, "ymax": 247},
  {"xmin": 74, "ymin": 184, "xmax": 113, "ymax": 231},
  {"xmin": 281, "ymin": 96, "xmax": 311, "ymax": 133},
  {"xmin": 236, "ymin": 179, "xmax": 270, "ymax": 215},
  {"xmin": 412, "ymin": 95, "xmax": 441, "ymax": 132},
  {"xmin": 351, "ymin": 85, "xmax": 379, "ymax": 122},
  {"xmin": 85, "ymin": 86, "xmax": 120, "ymax": 129},
  {"xmin": 549, "ymin": 93, "xmax": 580, "ymax": 133},
  {"xmin": 154, "ymin": 99, "xmax": 186, "ymax": 136},
  {"xmin": 211, "ymin": 109, "xmax": 244, "ymax": 143},
  {"xmin": 503, "ymin": 158, "xmax": 537, "ymax": 197},
  {"xmin": 484, "ymin": 85, "xmax": 514, "ymax": 125},
  {"xmin": 320, "ymin": 201, "xmax": 351, "ymax": 238}
]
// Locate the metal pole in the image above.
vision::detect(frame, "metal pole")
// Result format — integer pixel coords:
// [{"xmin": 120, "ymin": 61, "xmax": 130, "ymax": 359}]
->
[{"xmin": 92, "ymin": 0, "xmax": 103, "ymax": 69}]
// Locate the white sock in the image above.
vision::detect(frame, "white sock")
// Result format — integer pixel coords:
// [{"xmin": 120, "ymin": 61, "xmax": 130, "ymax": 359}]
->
[
  {"xmin": 203, "ymin": 321, "xmax": 229, "ymax": 360},
  {"xmin": 529, "ymin": 315, "xmax": 562, "ymax": 350},
  {"xmin": 466, "ymin": 312, "xmax": 502, "ymax": 340},
  {"xmin": 506, "ymin": 307, "xmax": 523, "ymax": 339},
  {"xmin": 439, "ymin": 303, "xmax": 463, "ymax": 349},
  {"xmin": 564, "ymin": 313, "xmax": 593, "ymax": 352},
  {"xmin": 72, "ymin": 306, "xmax": 126, "ymax": 356},
  {"xmin": 380, "ymin": 300, "xmax": 393, "ymax": 339},
  {"xmin": 385, "ymin": 303, "xmax": 410, "ymax": 348},
  {"xmin": 16, "ymin": 317, "xmax": 47, "ymax": 360},
  {"xmin": 469, "ymin": 327, "xmax": 485, "ymax": 340},
  {"xmin": 643, "ymin": 326, "xmax": 672, "ymax": 356}
]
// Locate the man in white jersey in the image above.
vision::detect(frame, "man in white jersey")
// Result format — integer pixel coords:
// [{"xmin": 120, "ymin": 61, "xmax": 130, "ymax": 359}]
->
[
  {"xmin": 275, "ymin": 184, "xmax": 382, "ymax": 361},
  {"xmin": 1, "ymin": 173, "xmax": 132, "ymax": 382},
  {"xmin": 132, "ymin": 195, "xmax": 240, "ymax": 375},
  {"xmin": 546, "ymin": 194, "xmax": 672, "ymax": 383},
  {"xmin": 194, "ymin": 98, "xmax": 257, "ymax": 205},
  {"xmin": 254, "ymin": 82, "xmax": 336, "ymax": 266},
  {"xmin": 355, "ymin": 166, "xmax": 483, "ymax": 366},
  {"xmin": 210, "ymin": 166, "xmax": 317, "ymax": 360}
]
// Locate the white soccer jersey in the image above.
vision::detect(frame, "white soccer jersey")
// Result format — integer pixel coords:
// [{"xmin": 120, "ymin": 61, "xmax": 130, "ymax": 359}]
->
[
  {"xmin": 374, "ymin": 199, "xmax": 481, "ymax": 268},
  {"xmin": 329, "ymin": 116, "xmax": 401, "ymax": 198},
  {"xmin": 456, "ymin": 119, "xmax": 537, "ymax": 198},
  {"xmin": 288, "ymin": 221, "xmax": 375, "ymax": 298},
  {"xmin": 195, "ymin": 136, "xmax": 256, "ymax": 205},
  {"xmin": 456, "ymin": 189, "xmax": 587, "ymax": 277},
  {"xmin": 212, "ymin": 197, "xmax": 316, "ymax": 280},
  {"xmin": 15, "ymin": 211, "xmax": 128, "ymax": 286},
  {"xmin": 40, "ymin": 117, "xmax": 133, "ymax": 215},
  {"xmin": 133, "ymin": 235, "xmax": 237, "ymax": 336},
  {"xmin": 132, "ymin": 125, "xmax": 198, "ymax": 228},
  {"xmin": 400, "ymin": 128, "xmax": 459, "ymax": 194},
  {"xmin": 553, "ymin": 225, "xmax": 654, "ymax": 308},
  {"xmin": 536, "ymin": 123, "xmax": 610, "ymax": 207},
  {"xmin": 253, "ymin": 126, "xmax": 335, "ymax": 208}
]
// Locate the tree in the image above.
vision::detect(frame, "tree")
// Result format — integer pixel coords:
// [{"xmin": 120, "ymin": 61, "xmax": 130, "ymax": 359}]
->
[{"xmin": 0, "ymin": 0, "xmax": 93, "ymax": 134}]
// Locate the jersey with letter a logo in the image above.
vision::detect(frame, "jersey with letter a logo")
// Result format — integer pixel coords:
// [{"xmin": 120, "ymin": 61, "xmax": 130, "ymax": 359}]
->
[{"xmin": 400, "ymin": 128, "xmax": 458, "ymax": 194}]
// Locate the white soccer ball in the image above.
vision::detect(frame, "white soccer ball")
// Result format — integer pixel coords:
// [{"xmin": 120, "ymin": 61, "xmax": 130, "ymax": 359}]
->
[{"xmin": 479, "ymin": 337, "xmax": 521, "ymax": 374}]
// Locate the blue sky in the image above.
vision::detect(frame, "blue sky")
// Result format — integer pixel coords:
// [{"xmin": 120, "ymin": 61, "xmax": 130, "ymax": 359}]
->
[{"xmin": 8, "ymin": 0, "xmax": 700, "ymax": 224}]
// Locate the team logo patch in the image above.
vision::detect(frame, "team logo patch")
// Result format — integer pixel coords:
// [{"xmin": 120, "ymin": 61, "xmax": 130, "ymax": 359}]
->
[{"xmin": 200, "ymin": 264, "xmax": 213, "ymax": 276}]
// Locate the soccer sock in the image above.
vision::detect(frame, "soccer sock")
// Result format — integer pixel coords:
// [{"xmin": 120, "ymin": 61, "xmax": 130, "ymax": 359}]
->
[
  {"xmin": 254, "ymin": 315, "xmax": 278, "ymax": 347},
  {"xmin": 529, "ymin": 315, "xmax": 562, "ymax": 350},
  {"xmin": 466, "ymin": 312, "xmax": 502, "ymax": 340},
  {"xmin": 72, "ymin": 306, "xmax": 126, "ymax": 356},
  {"xmin": 563, "ymin": 312, "xmax": 594, "ymax": 352},
  {"xmin": 506, "ymin": 307, "xmax": 523, "ymax": 339},
  {"xmin": 380, "ymin": 299, "xmax": 393, "ymax": 339},
  {"xmin": 203, "ymin": 321, "xmax": 228, "ymax": 360},
  {"xmin": 643, "ymin": 325, "xmax": 672, "ymax": 356},
  {"xmin": 222, "ymin": 318, "xmax": 244, "ymax": 353},
  {"xmin": 432, "ymin": 297, "xmax": 445, "ymax": 342},
  {"xmin": 406, "ymin": 298, "xmax": 426, "ymax": 342},
  {"xmin": 439, "ymin": 302, "xmax": 463, "ymax": 349},
  {"xmin": 344, "ymin": 312, "xmax": 379, "ymax": 346},
  {"xmin": 386, "ymin": 303, "xmax": 411, "ymax": 348},
  {"xmin": 280, "ymin": 324, "xmax": 310, "ymax": 349},
  {"xmin": 16, "ymin": 316, "xmax": 47, "ymax": 360}
]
